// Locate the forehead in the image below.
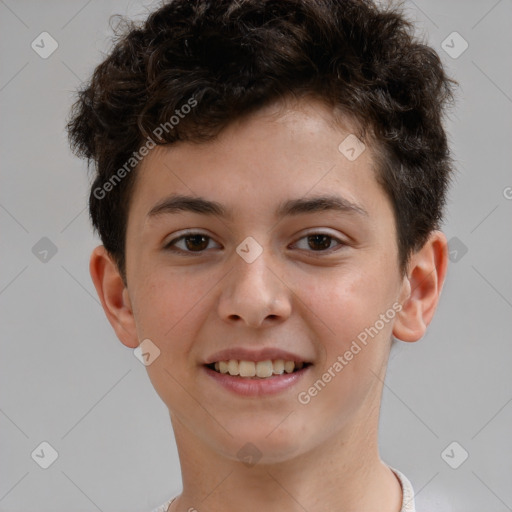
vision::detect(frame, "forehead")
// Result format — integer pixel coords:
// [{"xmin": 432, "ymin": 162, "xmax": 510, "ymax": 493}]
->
[{"xmin": 129, "ymin": 97, "xmax": 385, "ymax": 222}]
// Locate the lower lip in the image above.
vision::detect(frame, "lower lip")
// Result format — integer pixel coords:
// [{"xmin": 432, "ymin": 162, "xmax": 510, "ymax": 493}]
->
[{"xmin": 203, "ymin": 365, "xmax": 310, "ymax": 397}]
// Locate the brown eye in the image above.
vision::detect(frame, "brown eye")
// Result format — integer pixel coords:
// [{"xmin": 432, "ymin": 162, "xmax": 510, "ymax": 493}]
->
[
  {"xmin": 165, "ymin": 233, "xmax": 220, "ymax": 253},
  {"xmin": 307, "ymin": 234, "xmax": 334, "ymax": 251},
  {"xmin": 183, "ymin": 234, "xmax": 209, "ymax": 251},
  {"xmin": 292, "ymin": 232, "xmax": 346, "ymax": 253}
]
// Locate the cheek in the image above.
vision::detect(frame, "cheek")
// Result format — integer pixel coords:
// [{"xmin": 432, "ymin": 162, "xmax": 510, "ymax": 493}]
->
[
  {"xmin": 131, "ymin": 267, "xmax": 213, "ymax": 344},
  {"xmin": 301, "ymin": 267, "xmax": 394, "ymax": 335},
  {"xmin": 296, "ymin": 271, "xmax": 397, "ymax": 420},
  {"xmin": 132, "ymin": 268, "xmax": 214, "ymax": 409},
  {"xmin": 296, "ymin": 263, "xmax": 398, "ymax": 384}
]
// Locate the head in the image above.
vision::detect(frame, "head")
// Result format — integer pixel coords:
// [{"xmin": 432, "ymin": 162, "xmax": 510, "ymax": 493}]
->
[{"xmin": 68, "ymin": 0, "xmax": 455, "ymax": 463}]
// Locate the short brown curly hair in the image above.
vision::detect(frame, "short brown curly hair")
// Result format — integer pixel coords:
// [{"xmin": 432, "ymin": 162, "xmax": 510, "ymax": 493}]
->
[{"xmin": 67, "ymin": 0, "xmax": 457, "ymax": 283}]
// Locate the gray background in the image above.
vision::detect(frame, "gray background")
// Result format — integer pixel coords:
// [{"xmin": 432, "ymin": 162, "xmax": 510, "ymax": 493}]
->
[{"xmin": 1, "ymin": 1, "xmax": 511, "ymax": 511}]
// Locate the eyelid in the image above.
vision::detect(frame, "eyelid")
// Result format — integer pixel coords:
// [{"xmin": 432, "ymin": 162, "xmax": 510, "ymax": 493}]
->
[
  {"xmin": 164, "ymin": 228, "xmax": 206, "ymax": 244},
  {"xmin": 290, "ymin": 230, "xmax": 349, "ymax": 252},
  {"xmin": 297, "ymin": 227, "xmax": 347, "ymax": 239},
  {"xmin": 163, "ymin": 230, "xmax": 222, "ymax": 253}
]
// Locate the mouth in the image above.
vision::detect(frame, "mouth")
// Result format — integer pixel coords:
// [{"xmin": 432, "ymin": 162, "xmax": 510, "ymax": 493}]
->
[
  {"xmin": 202, "ymin": 348, "xmax": 313, "ymax": 396},
  {"xmin": 205, "ymin": 359, "xmax": 312, "ymax": 379}
]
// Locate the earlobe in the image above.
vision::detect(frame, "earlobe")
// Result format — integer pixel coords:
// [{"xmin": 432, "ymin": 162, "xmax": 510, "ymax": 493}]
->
[
  {"xmin": 89, "ymin": 245, "xmax": 139, "ymax": 348},
  {"xmin": 392, "ymin": 231, "xmax": 448, "ymax": 343}
]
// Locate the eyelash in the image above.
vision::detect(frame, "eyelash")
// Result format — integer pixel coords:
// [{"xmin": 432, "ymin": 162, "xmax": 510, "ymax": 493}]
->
[{"xmin": 163, "ymin": 231, "xmax": 348, "ymax": 255}]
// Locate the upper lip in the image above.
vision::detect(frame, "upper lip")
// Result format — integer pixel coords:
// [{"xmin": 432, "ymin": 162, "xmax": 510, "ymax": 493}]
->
[{"xmin": 203, "ymin": 348, "xmax": 311, "ymax": 365}]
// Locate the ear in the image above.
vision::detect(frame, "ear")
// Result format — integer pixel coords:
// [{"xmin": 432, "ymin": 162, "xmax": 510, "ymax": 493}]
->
[
  {"xmin": 89, "ymin": 245, "xmax": 139, "ymax": 349},
  {"xmin": 393, "ymin": 231, "xmax": 449, "ymax": 342}
]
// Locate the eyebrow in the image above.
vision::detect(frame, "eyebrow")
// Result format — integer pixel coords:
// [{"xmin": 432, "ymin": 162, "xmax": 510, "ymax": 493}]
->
[{"xmin": 146, "ymin": 193, "xmax": 368, "ymax": 220}]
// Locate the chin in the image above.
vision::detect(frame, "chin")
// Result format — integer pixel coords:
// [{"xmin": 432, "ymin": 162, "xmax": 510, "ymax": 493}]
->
[{"xmin": 209, "ymin": 422, "xmax": 310, "ymax": 465}]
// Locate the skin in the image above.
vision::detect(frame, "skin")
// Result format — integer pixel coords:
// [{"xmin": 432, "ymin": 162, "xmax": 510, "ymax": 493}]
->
[{"xmin": 90, "ymin": 97, "xmax": 448, "ymax": 512}]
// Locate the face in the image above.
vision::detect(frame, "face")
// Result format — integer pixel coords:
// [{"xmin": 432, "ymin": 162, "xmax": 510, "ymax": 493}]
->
[{"xmin": 121, "ymin": 98, "xmax": 408, "ymax": 463}]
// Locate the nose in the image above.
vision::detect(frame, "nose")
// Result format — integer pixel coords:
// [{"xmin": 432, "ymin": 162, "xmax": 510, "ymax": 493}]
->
[{"xmin": 217, "ymin": 246, "xmax": 292, "ymax": 328}]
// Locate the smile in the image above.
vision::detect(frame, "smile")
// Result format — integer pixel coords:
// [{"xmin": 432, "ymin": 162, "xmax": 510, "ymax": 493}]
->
[{"xmin": 206, "ymin": 359, "xmax": 310, "ymax": 379}]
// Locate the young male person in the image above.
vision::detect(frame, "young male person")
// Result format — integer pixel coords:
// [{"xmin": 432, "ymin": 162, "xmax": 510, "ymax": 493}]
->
[{"xmin": 67, "ymin": 1, "xmax": 456, "ymax": 510}]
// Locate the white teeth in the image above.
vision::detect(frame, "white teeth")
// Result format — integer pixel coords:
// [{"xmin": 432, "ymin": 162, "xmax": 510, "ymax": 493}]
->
[
  {"xmin": 284, "ymin": 361, "xmax": 295, "ymax": 374},
  {"xmin": 256, "ymin": 360, "xmax": 273, "ymax": 378},
  {"xmin": 227, "ymin": 359, "xmax": 238, "ymax": 376},
  {"xmin": 239, "ymin": 361, "xmax": 256, "ymax": 377},
  {"xmin": 272, "ymin": 359, "xmax": 285, "ymax": 375},
  {"xmin": 210, "ymin": 359, "xmax": 307, "ymax": 378}
]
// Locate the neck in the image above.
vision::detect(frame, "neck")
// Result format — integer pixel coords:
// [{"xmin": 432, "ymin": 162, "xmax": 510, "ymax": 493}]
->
[{"xmin": 169, "ymin": 407, "xmax": 402, "ymax": 512}]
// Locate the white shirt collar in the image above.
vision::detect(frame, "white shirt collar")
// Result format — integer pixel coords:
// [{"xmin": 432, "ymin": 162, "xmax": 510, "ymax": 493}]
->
[{"xmin": 390, "ymin": 467, "xmax": 416, "ymax": 512}]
